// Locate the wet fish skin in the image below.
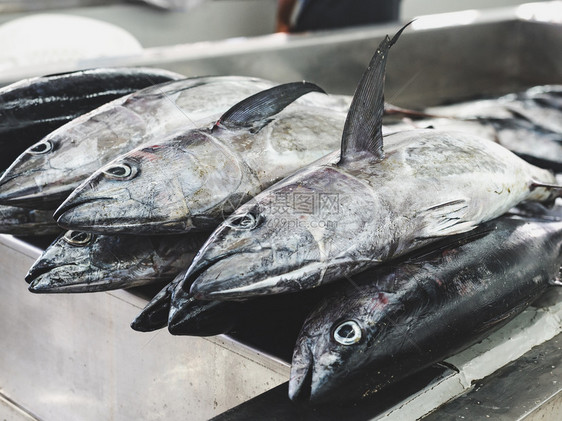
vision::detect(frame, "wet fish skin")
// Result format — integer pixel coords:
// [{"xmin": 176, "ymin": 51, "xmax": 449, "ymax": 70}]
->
[
  {"xmin": 26, "ymin": 231, "xmax": 208, "ymax": 293},
  {"xmin": 54, "ymin": 83, "xmax": 348, "ymax": 234},
  {"xmin": 0, "ymin": 76, "xmax": 281, "ymax": 210},
  {"xmin": 0, "ymin": 204, "xmax": 60, "ymax": 236},
  {"xmin": 131, "ymin": 271, "xmax": 184, "ymax": 332},
  {"xmin": 0, "ymin": 67, "xmax": 183, "ymax": 172},
  {"xmin": 408, "ymin": 86, "xmax": 562, "ymax": 172},
  {"xmin": 289, "ymin": 216, "xmax": 562, "ymax": 403},
  {"xmin": 184, "ymin": 26, "xmax": 558, "ymax": 301},
  {"xmin": 387, "ymin": 114, "xmax": 562, "ymax": 173}
]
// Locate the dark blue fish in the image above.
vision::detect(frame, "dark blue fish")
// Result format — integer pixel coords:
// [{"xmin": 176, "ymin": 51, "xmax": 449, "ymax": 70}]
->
[{"xmin": 289, "ymin": 216, "xmax": 562, "ymax": 403}]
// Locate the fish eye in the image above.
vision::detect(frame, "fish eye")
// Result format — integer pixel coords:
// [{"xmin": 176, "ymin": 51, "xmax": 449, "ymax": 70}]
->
[
  {"xmin": 333, "ymin": 320, "xmax": 362, "ymax": 345},
  {"xmin": 102, "ymin": 163, "xmax": 137, "ymax": 180},
  {"xmin": 63, "ymin": 230, "xmax": 94, "ymax": 246},
  {"xmin": 228, "ymin": 212, "xmax": 261, "ymax": 230},
  {"xmin": 28, "ymin": 140, "xmax": 53, "ymax": 155}
]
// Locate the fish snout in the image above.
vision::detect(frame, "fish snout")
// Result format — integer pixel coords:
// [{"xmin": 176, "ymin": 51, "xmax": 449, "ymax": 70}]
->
[{"xmin": 289, "ymin": 337, "xmax": 314, "ymax": 402}]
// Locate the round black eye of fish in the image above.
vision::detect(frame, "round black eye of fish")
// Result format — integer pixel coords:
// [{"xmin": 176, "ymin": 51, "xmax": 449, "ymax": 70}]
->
[
  {"xmin": 228, "ymin": 212, "xmax": 261, "ymax": 230},
  {"xmin": 63, "ymin": 230, "xmax": 94, "ymax": 246},
  {"xmin": 28, "ymin": 141, "xmax": 53, "ymax": 155},
  {"xmin": 102, "ymin": 163, "xmax": 137, "ymax": 180},
  {"xmin": 333, "ymin": 320, "xmax": 362, "ymax": 345}
]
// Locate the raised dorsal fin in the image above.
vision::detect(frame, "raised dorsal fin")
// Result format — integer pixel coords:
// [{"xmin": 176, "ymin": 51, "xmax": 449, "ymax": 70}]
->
[
  {"xmin": 339, "ymin": 23, "xmax": 410, "ymax": 165},
  {"xmin": 213, "ymin": 81, "xmax": 325, "ymax": 132}
]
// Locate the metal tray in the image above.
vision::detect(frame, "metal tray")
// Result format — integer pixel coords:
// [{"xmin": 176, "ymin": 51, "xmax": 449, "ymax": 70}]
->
[{"xmin": 1, "ymin": 3, "xmax": 562, "ymax": 420}]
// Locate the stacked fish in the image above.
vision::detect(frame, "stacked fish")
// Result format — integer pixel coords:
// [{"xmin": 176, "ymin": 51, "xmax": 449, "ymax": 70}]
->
[{"xmin": 2, "ymin": 23, "xmax": 562, "ymax": 404}]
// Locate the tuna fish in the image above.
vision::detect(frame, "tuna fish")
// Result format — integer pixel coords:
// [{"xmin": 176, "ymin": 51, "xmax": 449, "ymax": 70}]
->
[
  {"xmin": 0, "ymin": 76, "xmax": 283, "ymax": 209},
  {"xmin": 0, "ymin": 67, "xmax": 183, "ymax": 172},
  {"xmin": 391, "ymin": 86, "xmax": 562, "ymax": 172},
  {"xmin": 54, "ymin": 82, "xmax": 348, "ymax": 234},
  {"xmin": 180, "ymin": 25, "xmax": 559, "ymax": 302},
  {"xmin": 289, "ymin": 215, "xmax": 562, "ymax": 403},
  {"xmin": 0, "ymin": 204, "xmax": 59, "ymax": 236},
  {"xmin": 26, "ymin": 231, "xmax": 208, "ymax": 293}
]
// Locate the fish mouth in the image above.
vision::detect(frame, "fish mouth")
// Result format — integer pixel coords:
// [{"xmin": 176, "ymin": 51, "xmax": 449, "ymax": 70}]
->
[
  {"xmin": 131, "ymin": 281, "xmax": 176, "ymax": 332},
  {"xmin": 288, "ymin": 339, "xmax": 314, "ymax": 402},
  {"xmin": 25, "ymin": 265, "xmax": 57, "ymax": 284},
  {"xmin": 55, "ymin": 196, "xmax": 192, "ymax": 234},
  {"xmin": 54, "ymin": 196, "xmax": 111, "ymax": 222},
  {"xmin": 131, "ymin": 300, "xmax": 171, "ymax": 332},
  {"xmin": 189, "ymin": 255, "xmax": 341, "ymax": 301},
  {"xmin": 27, "ymin": 267, "xmax": 82, "ymax": 293}
]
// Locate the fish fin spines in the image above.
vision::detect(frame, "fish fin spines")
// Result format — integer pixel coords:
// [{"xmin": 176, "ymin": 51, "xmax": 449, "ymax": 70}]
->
[
  {"xmin": 338, "ymin": 22, "xmax": 411, "ymax": 166},
  {"xmin": 213, "ymin": 81, "xmax": 326, "ymax": 132}
]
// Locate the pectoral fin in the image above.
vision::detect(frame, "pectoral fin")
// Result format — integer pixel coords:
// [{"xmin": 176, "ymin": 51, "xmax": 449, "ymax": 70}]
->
[{"xmin": 416, "ymin": 199, "xmax": 476, "ymax": 238}]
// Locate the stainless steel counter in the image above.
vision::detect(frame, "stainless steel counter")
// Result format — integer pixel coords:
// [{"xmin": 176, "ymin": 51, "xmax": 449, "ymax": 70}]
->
[
  {"xmin": 0, "ymin": 235, "xmax": 290, "ymax": 421},
  {"xmin": 1, "ymin": 2, "xmax": 562, "ymax": 420}
]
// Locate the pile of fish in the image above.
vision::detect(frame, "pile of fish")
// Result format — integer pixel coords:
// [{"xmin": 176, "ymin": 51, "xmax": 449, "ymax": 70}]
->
[{"xmin": 2, "ymin": 23, "xmax": 562, "ymax": 405}]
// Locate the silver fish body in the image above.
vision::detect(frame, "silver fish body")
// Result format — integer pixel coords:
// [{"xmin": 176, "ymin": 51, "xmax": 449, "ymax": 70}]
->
[
  {"xmin": 414, "ymin": 85, "xmax": 562, "ymax": 172},
  {"xmin": 0, "ymin": 76, "xmax": 284, "ymax": 209},
  {"xmin": 0, "ymin": 204, "xmax": 59, "ymax": 236},
  {"xmin": 426, "ymin": 85, "xmax": 562, "ymax": 133},
  {"xmin": 185, "ymin": 129, "xmax": 557, "ymax": 300},
  {"xmin": 54, "ymin": 89, "xmax": 348, "ymax": 234},
  {"xmin": 0, "ymin": 67, "xmax": 183, "ymax": 174},
  {"xmin": 289, "ymin": 216, "xmax": 562, "ymax": 402},
  {"xmin": 26, "ymin": 231, "xmax": 207, "ymax": 293}
]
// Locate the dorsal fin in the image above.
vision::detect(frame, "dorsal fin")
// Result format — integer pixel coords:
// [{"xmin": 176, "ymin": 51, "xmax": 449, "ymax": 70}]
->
[
  {"xmin": 213, "ymin": 81, "xmax": 325, "ymax": 132},
  {"xmin": 339, "ymin": 23, "xmax": 411, "ymax": 165}
]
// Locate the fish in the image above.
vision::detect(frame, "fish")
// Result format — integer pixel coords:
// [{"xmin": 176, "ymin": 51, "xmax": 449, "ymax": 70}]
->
[
  {"xmin": 0, "ymin": 76, "xmax": 281, "ymax": 209},
  {"xmin": 0, "ymin": 67, "xmax": 183, "ymax": 173},
  {"xmin": 0, "ymin": 204, "xmax": 60, "ymax": 236},
  {"xmin": 131, "ymin": 274, "xmax": 183, "ymax": 332},
  {"xmin": 25, "ymin": 230, "xmax": 208, "ymax": 293},
  {"xmin": 391, "ymin": 86, "xmax": 562, "ymax": 172},
  {"xmin": 179, "ymin": 24, "xmax": 560, "ymax": 301},
  {"xmin": 53, "ymin": 82, "xmax": 349, "ymax": 234},
  {"xmin": 288, "ymin": 215, "xmax": 562, "ymax": 403},
  {"xmin": 425, "ymin": 85, "xmax": 562, "ymax": 134},
  {"xmin": 133, "ymin": 267, "xmax": 319, "ymax": 364}
]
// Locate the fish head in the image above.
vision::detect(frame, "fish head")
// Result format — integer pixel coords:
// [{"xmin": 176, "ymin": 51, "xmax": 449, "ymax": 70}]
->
[
  {"xmin": 185, "ymin": 159, "xmax": 378, "ymax": 300},
  {"xmin": 27, "ymin": 230, "xmax": 100, "ymax": 292},
  {"xmin": 26, "ymin": 230, "xmax": 166, "ymax": 292},
  {"xmin": 289, "ymin": 281, "xmax": 398, "ymax": 403},
  {"xmin": 0, "ymin": 104, "xmax": 148, "ymax": 209},
  {"xmin": 54, "ymin": 129, "xmax": 248, "ymax": 234}
]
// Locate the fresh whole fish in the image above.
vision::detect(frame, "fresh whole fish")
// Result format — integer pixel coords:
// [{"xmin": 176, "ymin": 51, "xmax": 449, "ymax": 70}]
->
[
  {"xmin": 179, "ymin": 25, "xmax": 560, "ymax": 301},
  {"xmin": 53, "ymin": 82, "xmax": 349, "ymax": 234},
  {"xmin": 425, "ymin": 85, "xmax": 562, "ymax": 134},
  {"xmin": 25, "ymin": 231, "xmax": 208, "ymax": 293},
  {"xmin": 0, "ymin": 76, "xmax": 283, "ymax": 209},
  {"xmin": 0, "ymin": 67, "xmax": 183, "ymax": 172},
  {"xmin": 289, "ymin": 215, "xmax": 562, "ymax": 403},
  {"xmin": 0, "ymin": 204, "xmax": 59, "ymax": 236},
  {"xmin": 389, "ymin": 85, "xmax": 562, "ymax": 172}
]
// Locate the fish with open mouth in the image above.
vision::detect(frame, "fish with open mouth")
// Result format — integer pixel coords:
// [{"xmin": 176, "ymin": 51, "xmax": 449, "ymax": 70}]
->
[
  {"xmin": 0, "ymin": 76, "xmax": 286, "ymax": 209},
  {"xmin": 0, "ymin": 67, "xmax": 183, "ymax": 173},
  {"xmin": 289, "ymin": 215, "xmax": 562, "ymax": 403},
  {"xmin": 26, "ymin": 230, "xmax": 208, "ymax": 293},
  {"xmin": 53, "ymin": 82, "xmax": 349, "ymax": 234},
  {"xmin": 178, "ymin": 24, "xmax": 560, "ymax": 302}
]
